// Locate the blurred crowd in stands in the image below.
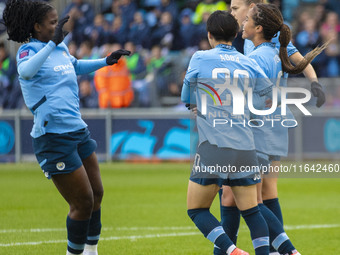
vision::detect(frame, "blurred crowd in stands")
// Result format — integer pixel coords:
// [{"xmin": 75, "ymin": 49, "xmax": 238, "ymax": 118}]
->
[{"xmin": 1, "ymin": 0, "xmax": 340, "ymax": 109}]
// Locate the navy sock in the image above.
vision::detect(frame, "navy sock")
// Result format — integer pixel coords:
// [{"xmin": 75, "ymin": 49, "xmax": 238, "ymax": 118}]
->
[
  {"xmin": 258, "ymin": 203, "xmax": 295, "ymax": 254},
  {"xmin": 263, "ymin": 198, "xmax": 284, "ymax": 252},
  {"xmin": 188, "ymin": 208, "xmax": 234, "ymax": 254},
  {"xmin": 261, "ymin": 199, "xmax": 283, "ymax": 253},
  {"xmin": 240, "ymin": 206, "xmax": 269, "ymax": 255},
  {"xmin": 67, "ymin": 216, "xmax": 90, "ymax": 254},
  {"xmin": 87, "ymin": 208, "xmax": 102, "ymax": 245},
  {"xmin": 263, "ymin": 198, "xmax": 283, "ymax": 225},
  {"xmin": 221, "ymin": 206, "xmax": 240, "ymax": 244},
  {"xmin": 214, "ymin": 206, "xmax": 240, "ymax": 255}
]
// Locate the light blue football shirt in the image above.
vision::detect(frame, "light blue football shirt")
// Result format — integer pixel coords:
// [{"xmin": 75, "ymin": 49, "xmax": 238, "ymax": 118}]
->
[
  {"xmin": 17, "ymin": 38, "xmax": 107, "ymax": 138},
  {"xmin": 181, "ymin": 44, "xmax": 273, "ymax": 150},
  {"xmin": 244, "ymin": 31, "xmax": 298, "ymax": 57},
  {"xmin": 248, "ymin": 42, "xmax": 294, "ymax": 156}
]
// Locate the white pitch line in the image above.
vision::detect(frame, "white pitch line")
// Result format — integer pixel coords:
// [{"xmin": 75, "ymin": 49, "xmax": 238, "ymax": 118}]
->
[
  {"xmin": 284, "ymin": 224, "xmax": 340, "ymax": 230},
  {"xmin": 0, "ymin": 226, "xmax": 196, "ymax": 234},
  {"xmin": 0, "ymin": 224, "xmax": 339, "ymax": 247},
  {"xmin": 0, "ymin": 232, "xmax": 200, "ymax": 247},
  {"xmin": 1, "ymin": 224, "xmax": 340, "ymax": 234}
]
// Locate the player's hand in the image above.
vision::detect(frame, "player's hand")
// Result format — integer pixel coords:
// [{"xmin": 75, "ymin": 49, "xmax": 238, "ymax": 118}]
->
[
  {"xmin": 106, "ymin": 49, "xmax": 131, "ymax": 65},
  {"xmin": 311, "ymin": 81, "xmax": 326, "ymax": 108},
  {"xmin": 185, "ymin": 103, "xmax": 197, "ymax": 110},
  {"xmin": 52, "ymin": 16, "xmax": 70, "ymax": 45},
  {"xmin": 265, "ymin": 98, "xmax": 272, "ymax": 108}
]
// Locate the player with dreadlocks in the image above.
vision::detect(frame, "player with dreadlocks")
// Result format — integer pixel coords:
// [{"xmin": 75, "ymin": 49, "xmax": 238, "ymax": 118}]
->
[{"xmin": 3, "ymin": 1, "xmax": 130, "ymax": 254}]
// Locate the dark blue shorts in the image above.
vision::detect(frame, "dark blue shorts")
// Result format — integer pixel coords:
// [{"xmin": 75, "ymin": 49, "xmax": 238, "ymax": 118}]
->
[
  {"xmin": 32, "ymin": 128, "xmax": 97, "ymax": 179},
  {"xmin": 269, "ymin": 155, "xmax": 281, "ymax": 162},
  {"xmin": 190, "ymin": 141, "xmax": 261, "ymax": 187}
]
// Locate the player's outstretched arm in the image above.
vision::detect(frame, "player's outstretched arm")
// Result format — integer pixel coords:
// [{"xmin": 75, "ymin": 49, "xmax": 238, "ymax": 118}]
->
[{"xmin": 73, "ymin": 49, "xmax": 131, "ymax": 75}]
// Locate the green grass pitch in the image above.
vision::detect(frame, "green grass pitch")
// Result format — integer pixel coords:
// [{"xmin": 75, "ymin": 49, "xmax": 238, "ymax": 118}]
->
[{"xmin": 0, "ymin": 162, "xmax": 339, "ymax": 254}]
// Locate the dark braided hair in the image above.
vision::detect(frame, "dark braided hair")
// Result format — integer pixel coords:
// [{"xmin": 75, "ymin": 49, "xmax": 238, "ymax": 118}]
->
[
  {"xmin": 251, "ymin": 3, "xmax": 327, "ymax": 74},
  {"xmin": 207, "ymin": 11, "xmax": 239, "ymax": 43},
  {"xmin": 3, "ymin": 0, "xmax": 54, "ymax": 43}
]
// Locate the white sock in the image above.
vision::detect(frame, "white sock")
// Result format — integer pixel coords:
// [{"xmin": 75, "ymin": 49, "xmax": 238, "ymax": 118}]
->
[
  {"xmin": 227, "ymin": 244, "xmax": 237, "ymax": 255},
  {"xmin": 66, "ymin": 251, "xmax": 83, "ymax": 255},
  {"xmin": 83, "ymin": 244, "xmax": 98, "ymax": 255}
]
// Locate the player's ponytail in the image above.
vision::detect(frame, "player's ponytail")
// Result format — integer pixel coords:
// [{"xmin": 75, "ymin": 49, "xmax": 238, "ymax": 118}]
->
[
  {"xmin": 253, "ymin": 3, "xmax": 327, "ymax": 75},
  {"xmin": 278, "ymin": 22, "xmax": 327, "ymax": 74},
  {"xmin": 3, "ymin": 0, "xmax": 54, "ymax": 43}
]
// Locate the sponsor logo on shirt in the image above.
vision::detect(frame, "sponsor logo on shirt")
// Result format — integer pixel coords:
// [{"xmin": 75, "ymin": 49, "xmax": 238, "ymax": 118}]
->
[
  {"xmin": 19, "ymin": 50, "xmax": 29, "ymax": 59},
  {"xmin": 54, "ymin": 63, "xmax": 73, "ymax": 72},
  {"xmin": 54, "ymin": 63, "xmax": 74, "ymax": 75}
]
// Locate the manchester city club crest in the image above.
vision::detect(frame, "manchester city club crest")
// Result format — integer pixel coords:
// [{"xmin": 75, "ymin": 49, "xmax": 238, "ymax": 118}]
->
[{"xmin": 56, "ymin": 162, "xmax": 66, "ymax": 171}]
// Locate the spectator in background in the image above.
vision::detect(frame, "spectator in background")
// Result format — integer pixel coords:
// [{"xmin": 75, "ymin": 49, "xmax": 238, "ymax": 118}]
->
[
  {"xmin": 294, "ymin": 10, "xmax": 312, "ymax": 34},
  {"xmin": 192, "ymin": 0, "xmax": 228, "ymax": 25},
  {"xmin": 119, "ymin": 0, "xmax": 138, "ymax": 28},
  {"xmin": 156, "ymin": 0, "xmax": 179, "ymax": 21},
  {"xmin": 87, "ymin": 14, "xmax": 109, "ymax": 48},
  {"xmin": 196, "ymin": 12, "xmax": 211, "ymax": 44},
  {"xmin": 124, "ymin": 41, "xmax": 149, "ymax": 106},
  {"xmin": 78, "ymin": 75, "xmax": 98, "ymax": 108},
  {"xmin": 128, "ymin": 11, "xmax": 151, "ymax": 49},
  {"xmin": 146, "ymin": 44, "xmax": 172, "ymax": 96},
  {"xmin": 101, "ymin": 0, "xmax": 121, "ymax": 23},
  {"xmin": 296, "ymin": 18, "xmax": 322, "ymax": 56},
  {"xmin": 94, "ymin": 44, "xmax": 133, "ymax": 108},
  {"xmin": 314, "ymin": 3, "xmax": 327, "ymax": 28},
  {"xmin": 124, "ymin": 41, "xmax": 147, "ymax": 80},
  {"xmin": 150, "ymin": 11, "xmax": 175, "ymax": 48},
  {"xmin": 108, "ymin": 16, "xmax": 127, "ymax": 45},
  {"xmin": 0, "ymin": 42, "xmax": 22, "ymax": 109},
  {"xmin": 178, "ymin": 8, "xmax": 196, "ymax": 50},
  {"xmin": 320, "ymin": 12, "xmax": 340, "ymax": 77},
  {"xmin": 62, "ymin": 0, "xmax": 95, "ymax": 46},
  {"xmin": 295, "ymin": 17, "xmax": 325, "ymax": 76}
]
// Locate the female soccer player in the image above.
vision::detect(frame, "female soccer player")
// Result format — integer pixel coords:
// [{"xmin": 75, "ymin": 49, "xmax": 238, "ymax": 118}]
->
[
  {"xmin": 215, "ymin": 3, "xmax": 326, "ymax": 255},
  {"xmin": 230, "ymin": 2, "xmax": 325, "ymax": 207},
  {"xmin": 230, "ymin": 0, "xmax": 325, "ymax": 110},
  {"xmin": 182, "ymin": 10, "xmax": 277, "ymax": 255},
  {"xmin": 3, "ymin": 1, "xmax": 130, "ymax": 254}
]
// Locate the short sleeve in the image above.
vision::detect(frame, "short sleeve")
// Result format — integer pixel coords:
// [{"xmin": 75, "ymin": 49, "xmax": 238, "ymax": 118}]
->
[
  {"xmin": 183, "ymin": 51, "xmax": 201, "ymax": 88},
  {"xmin": 181, "ymin": 52, "xmax": 201, "ymax": 103}
]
